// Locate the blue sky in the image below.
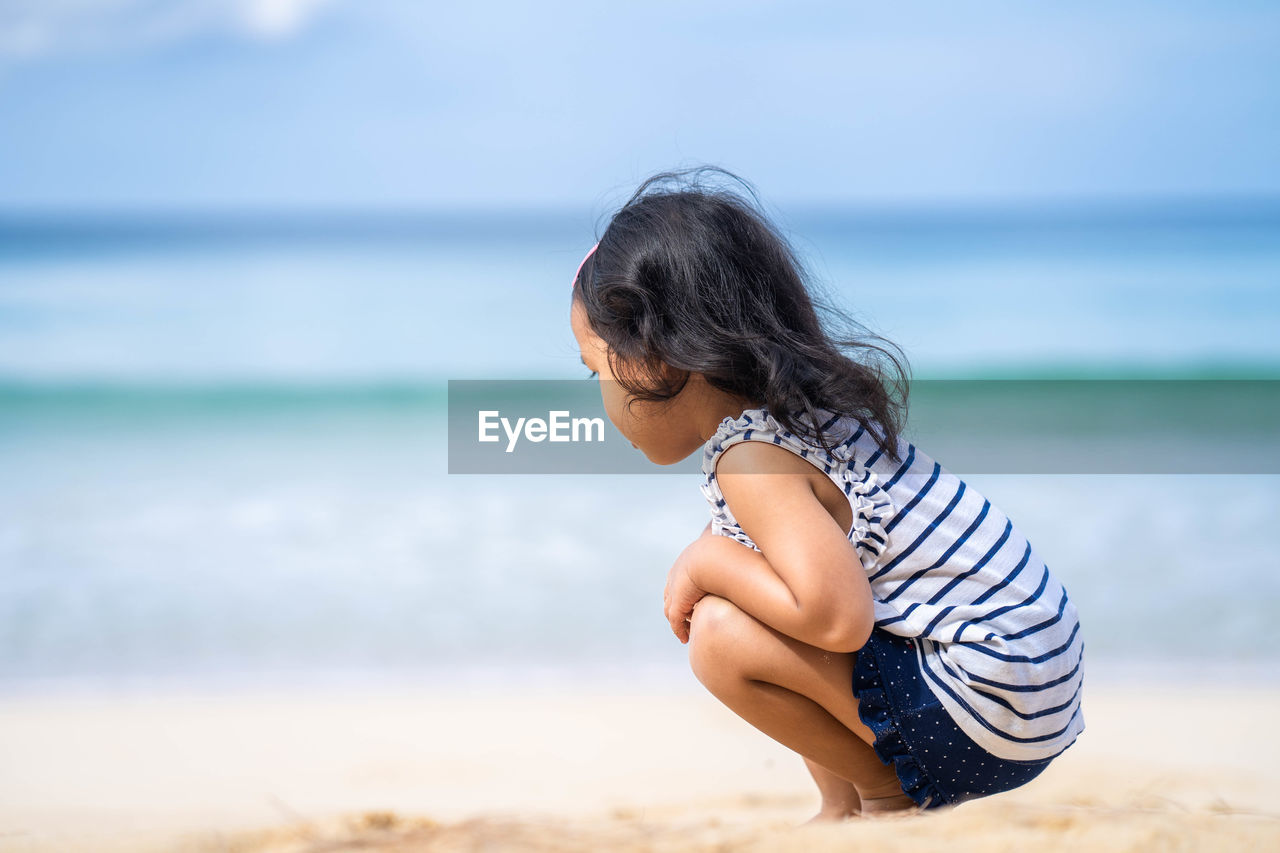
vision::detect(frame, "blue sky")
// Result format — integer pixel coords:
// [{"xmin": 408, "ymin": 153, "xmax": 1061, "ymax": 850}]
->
[{"xmin": 0, "ymin": 1, "xmax": 1277, "ymax": 210}]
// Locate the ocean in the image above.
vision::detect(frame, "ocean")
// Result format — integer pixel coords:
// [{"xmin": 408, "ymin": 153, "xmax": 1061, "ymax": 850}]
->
[{"xmin": 2, "ymin": 203, "xmax": 1278, "ymax": 693}]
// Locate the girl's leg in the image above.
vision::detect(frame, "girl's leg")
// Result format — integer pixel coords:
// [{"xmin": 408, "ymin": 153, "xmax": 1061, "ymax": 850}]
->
[
  {"xmin": 687, "ymin": 594, "xmax": 917, "ymax": 817},
  {"xmin": 803, "ymin": 757, "xmax": 861, "ymax": 821}
]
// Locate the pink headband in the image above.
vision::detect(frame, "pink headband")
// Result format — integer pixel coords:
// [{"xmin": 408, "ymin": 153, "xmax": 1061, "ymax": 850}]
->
[{"xmin": 570, "ymin": 241, "xmax": 600, "ymax": 290}]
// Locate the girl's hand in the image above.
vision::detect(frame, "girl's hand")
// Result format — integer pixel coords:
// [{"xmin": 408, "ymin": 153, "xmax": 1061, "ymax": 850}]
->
[{"xmin": 664, "ymin": 539, "xmax": 710, "ymax": 644}]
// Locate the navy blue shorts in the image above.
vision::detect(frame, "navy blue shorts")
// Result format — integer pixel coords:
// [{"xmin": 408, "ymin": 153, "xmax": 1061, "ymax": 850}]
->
[{"xmin": 852, "ymin": 627, "xmax": 1055, "ymax": 809}]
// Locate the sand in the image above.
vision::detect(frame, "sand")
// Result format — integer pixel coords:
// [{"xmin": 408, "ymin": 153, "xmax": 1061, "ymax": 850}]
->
[{"xmin": 1, "ymin": 677, "xmax": 1277, "ymax": 852}]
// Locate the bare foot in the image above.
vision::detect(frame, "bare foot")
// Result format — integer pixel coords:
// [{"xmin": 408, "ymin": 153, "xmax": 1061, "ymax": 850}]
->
[
  {"xmin": 858, "ymin": 793, "xmax": 921, "ymax": 817},
  {"xmin": 803, "ymin": 805, "xmax": 860, "ymax": 824},
  {"xmin": 800, "ymin": 757, "xmax": 862, "ymax": 824}
]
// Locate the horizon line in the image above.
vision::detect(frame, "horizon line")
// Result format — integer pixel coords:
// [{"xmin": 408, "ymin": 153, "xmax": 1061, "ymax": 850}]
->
[
  {"xmin": 2, "ymin": 191, "xmax": 1280, "ymax": 223},
  {"xmin": 2, "ymin": 362, "xmax": 1278, "ymax": 393}
]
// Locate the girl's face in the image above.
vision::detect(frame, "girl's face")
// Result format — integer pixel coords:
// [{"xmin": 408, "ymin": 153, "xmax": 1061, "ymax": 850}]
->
[{"xmin": 570, "ymin": 298, "xmax": 706, "ymax": 465}]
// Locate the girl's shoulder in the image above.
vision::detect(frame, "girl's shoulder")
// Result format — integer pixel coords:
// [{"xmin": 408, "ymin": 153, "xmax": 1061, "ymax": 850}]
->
[
  {"xmin": 701, "ymin": 407, "xmax": 861, "ymax": 472},
  {"xmin": 699, "ymin": 407, "xmax": 897, "ymax": 570},
  {"xmin": 712, "ymin": 431, "xmax": 823, "ymax": 478}
]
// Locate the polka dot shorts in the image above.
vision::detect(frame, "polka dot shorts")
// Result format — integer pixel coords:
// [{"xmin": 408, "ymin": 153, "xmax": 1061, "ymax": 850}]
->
[{"xmin": 851, "ymin": 626, "xmax": 1055, "ymax": 810}]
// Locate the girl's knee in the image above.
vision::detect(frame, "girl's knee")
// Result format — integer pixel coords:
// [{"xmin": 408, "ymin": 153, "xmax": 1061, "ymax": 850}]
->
[
  {"xmin": 687, "ymin": 595, "xmax": 754, "ymax": 686},
  {"xmin": 689, "ymin": 594, "xmax": 739, "ymax": 635}
]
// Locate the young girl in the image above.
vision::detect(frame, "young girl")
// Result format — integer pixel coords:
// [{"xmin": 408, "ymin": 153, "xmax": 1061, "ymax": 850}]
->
[{"xmin": 568, "ymin": 167, "xmax": 1084, "ymax": 820}]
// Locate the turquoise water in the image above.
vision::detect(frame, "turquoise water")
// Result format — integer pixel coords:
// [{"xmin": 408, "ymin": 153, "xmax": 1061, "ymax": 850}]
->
[
  {"xmin": 2, "ymin": 206, "xmax": 1279, "ymax": 690},
  {"xmin": 3, "ymin": 204, "xmax": 1279, "ymax": 382}
]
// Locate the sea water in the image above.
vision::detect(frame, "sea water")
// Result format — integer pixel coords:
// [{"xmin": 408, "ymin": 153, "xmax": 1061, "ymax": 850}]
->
[{"xmin": 2, "ymin": 205, "xmax": 1278, "ymax": 693}]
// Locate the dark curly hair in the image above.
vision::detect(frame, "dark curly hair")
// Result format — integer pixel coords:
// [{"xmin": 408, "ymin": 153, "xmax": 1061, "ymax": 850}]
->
[{"xmin": 571, "ymin": 165, "xmax": 911, "ymax": 463}]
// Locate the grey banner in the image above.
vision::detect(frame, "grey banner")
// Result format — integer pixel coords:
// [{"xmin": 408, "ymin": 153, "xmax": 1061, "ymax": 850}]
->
[{"xmin": 447, "ymin": 379, "xmax": 1280, "ymax": 474}]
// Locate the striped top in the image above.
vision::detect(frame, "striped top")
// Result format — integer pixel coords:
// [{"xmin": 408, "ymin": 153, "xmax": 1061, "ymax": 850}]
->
[{"xmin": 699, "ymin": 407, "xmax": 1085, "ymax": 763}]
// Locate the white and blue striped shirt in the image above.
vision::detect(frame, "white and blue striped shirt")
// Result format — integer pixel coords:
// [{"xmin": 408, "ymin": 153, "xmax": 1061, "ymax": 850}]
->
[{"xmin": 700, "ymin": 407, "xmax": 1084, "ymax": 762}]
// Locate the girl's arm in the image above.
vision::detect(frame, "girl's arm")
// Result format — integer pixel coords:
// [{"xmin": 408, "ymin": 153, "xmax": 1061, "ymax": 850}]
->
[{"xmin": 682, "ymin": 440, "xmax": 875, "ymax": 653}]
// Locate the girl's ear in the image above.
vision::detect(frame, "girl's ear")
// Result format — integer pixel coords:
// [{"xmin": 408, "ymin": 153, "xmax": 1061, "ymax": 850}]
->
[
  {"xmin": 653, "ymin": 360, "xmax": 692, "ymax": 398},
  {"xmin": 660, "ymin": 359, "xmax": 689, "ymax": 381},
  {"xmin": 609, "ymin": 350, "xmax": 689, "ymax": 400}
]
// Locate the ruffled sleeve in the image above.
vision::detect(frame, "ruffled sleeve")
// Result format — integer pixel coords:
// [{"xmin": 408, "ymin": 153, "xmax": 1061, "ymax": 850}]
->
[
  {"xmin": 698, "ymin": 407, "xmax": 898, "ymax": 573},
  {"xmin": 699, "ymin": 410, "xmax": 764, "ymax": 551},
  {"xmin": 840, "ymin": 460, "xmax": 898, "ymax": 573}
]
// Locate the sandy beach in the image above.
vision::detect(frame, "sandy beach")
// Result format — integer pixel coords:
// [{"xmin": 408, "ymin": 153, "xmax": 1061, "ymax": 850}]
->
[{"xmin": 1, "ymin": 676, "xmax": 1278, "ymax": 852}]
